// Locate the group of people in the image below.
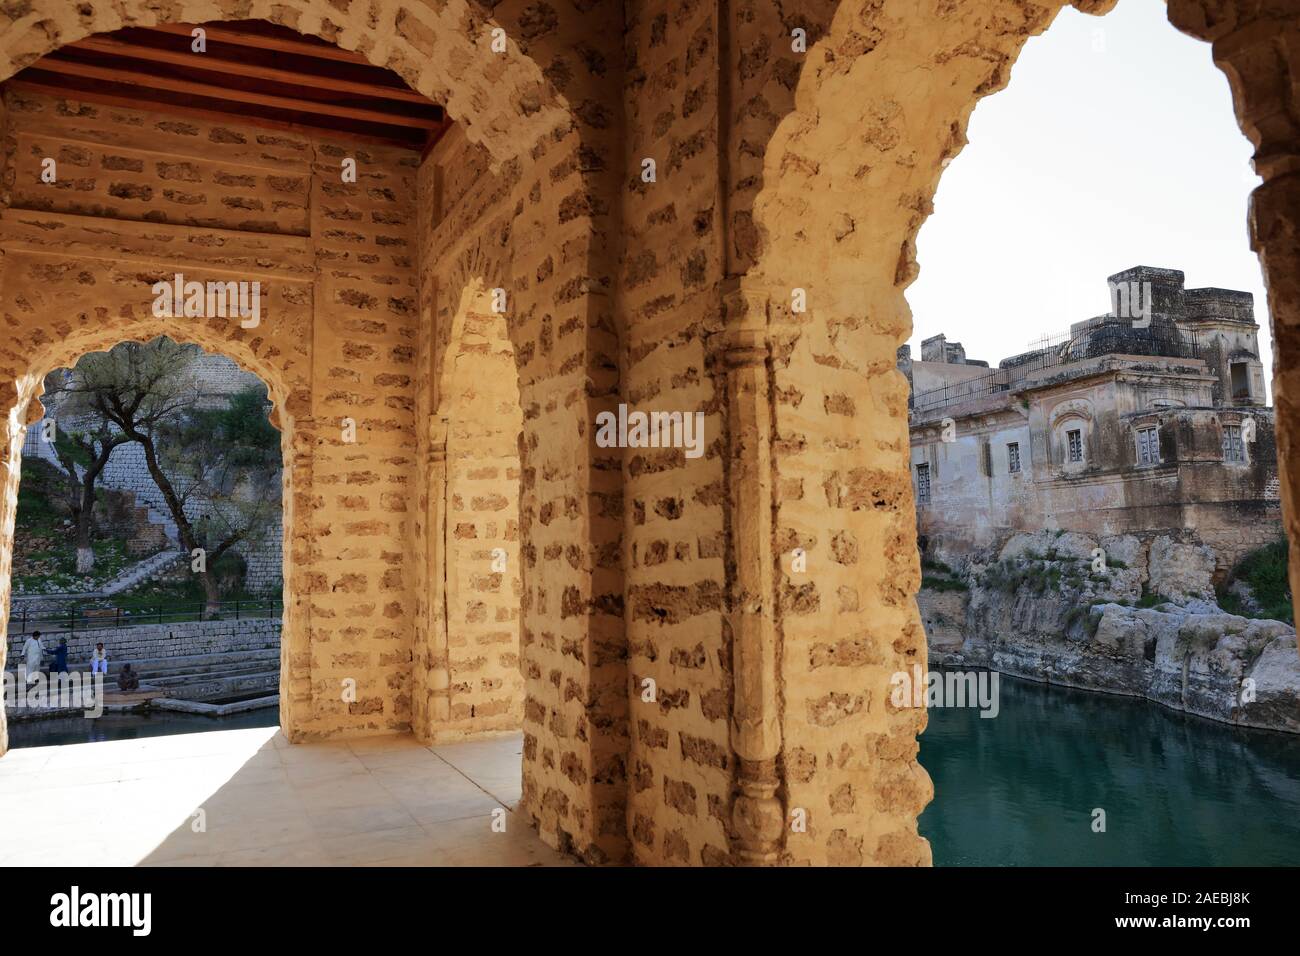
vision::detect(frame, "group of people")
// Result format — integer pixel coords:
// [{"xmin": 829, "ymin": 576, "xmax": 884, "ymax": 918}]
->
[{"xmin": 18, "ymin": 631, "xmax": 139, "ymax": 690}]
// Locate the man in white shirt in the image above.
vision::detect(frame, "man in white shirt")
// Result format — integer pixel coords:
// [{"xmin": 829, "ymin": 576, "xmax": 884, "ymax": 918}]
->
[
  {"xmin": 22, "ymin": 630, "xmax": 43, "ymax": 686},
  {"xmin": 90, "ymin": 642, "xmax": 108, "ymax": 675}
]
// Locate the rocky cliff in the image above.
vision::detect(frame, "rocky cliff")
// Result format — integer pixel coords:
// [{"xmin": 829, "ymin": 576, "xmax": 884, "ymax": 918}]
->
[{"xmin": 920, "ymin": 530, "xmax": 1300, "ymax": 733}]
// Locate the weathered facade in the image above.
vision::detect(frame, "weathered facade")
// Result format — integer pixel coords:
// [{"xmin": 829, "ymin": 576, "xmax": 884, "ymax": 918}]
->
[
  {"xmin": 905, "ymin": 266, "xmax": 1282, "ymax": 570},
  {"xmin": 0, "ymin": 0, "xmax": 1297, "ymax": 867}
]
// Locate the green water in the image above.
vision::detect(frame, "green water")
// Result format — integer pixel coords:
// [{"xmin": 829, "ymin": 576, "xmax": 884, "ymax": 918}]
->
[
  {"xmin": 6, "ymin": 707, "xmax": 279, "ymax": 748},
  {"xmin": 919, "ymin": 674, "xmax": 1300, "ymax": 865}
]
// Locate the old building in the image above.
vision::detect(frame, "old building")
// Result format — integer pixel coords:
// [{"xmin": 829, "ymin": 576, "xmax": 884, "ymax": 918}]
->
[
  {"xmin": 0, "ymin": 0, "xmax": 1298, "ymax": 868},
  {"xmin": 904, "ymin": 266, "xmax": 1282, "ymax": 568}
]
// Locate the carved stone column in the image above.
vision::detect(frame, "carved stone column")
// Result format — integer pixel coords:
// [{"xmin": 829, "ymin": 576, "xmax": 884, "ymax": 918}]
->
[
  {"xmin": 424, "ymin": 418, "xmax": 452, "ymax": 730},
  {"xmin": 716, "ymin": 284, "xmax": 785, "ymax": 865}
]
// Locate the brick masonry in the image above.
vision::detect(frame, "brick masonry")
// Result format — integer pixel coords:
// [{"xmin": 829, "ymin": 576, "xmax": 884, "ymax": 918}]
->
[{"xmin": 0, "ymin": 0, "xmax": 1294, "ymax": 870}]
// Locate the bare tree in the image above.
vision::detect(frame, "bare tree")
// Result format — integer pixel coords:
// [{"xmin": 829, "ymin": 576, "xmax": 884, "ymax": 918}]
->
[
  {"xmin": 36, "ymin": 370, "xmax": 133, "ymax": 574},
  {"xmin": 153, "ymin": 385, "xmax": 281, "ymax": 615},
  {"xmin": 64, "ymin": 337, "xmax": 280, "ymax": 616}
]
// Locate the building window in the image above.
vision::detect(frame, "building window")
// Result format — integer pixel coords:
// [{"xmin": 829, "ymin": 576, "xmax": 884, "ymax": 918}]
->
[
  {"xmin": 1007, "ymin": 442, "xmax": 1021, "ymax": 474},
  {"xmin": 1136, "ymin": 426, "xmax": 1160, "ymax": 465},
  {"xmin": 916, "ymin": 463, "xmax": 931, "ymax": 505},
  {"xmin": 1230, "ymin": 362, "xmax": 1250, "ymax": 400},
  {"xmin": 1223, "ymin": 424, "xmax": 1245, "ymax": 463},
  {"xmin": 1067, "ymin": 429, "xmax": 1083, "ymax": 463}
]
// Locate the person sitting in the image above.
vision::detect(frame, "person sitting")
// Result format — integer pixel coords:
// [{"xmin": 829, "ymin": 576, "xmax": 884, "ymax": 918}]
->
[
  {"xmin": 117, "ymin": 663, "xmax": 140, "ymax": 692},
  {"xmin": 90, "ymin": 643, "xmax": 108, "ymax": 675}
]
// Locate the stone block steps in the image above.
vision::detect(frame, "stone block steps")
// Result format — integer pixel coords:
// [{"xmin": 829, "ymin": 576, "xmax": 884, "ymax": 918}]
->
[
  {"xmin": 100, "ymin": 548, "xmax": 188, "ymax": 596},
  {"xmin": 101, "ymin": 646, "xmax": 280, "ymax": 703}
]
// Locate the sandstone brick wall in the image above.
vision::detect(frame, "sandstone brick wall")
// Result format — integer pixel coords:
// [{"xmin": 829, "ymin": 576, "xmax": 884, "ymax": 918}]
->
[
  {"xmin": 441, "ymin": 295, "xmax": 524, "ymax": 734},
  {"xmin": 413, "ymin": 89, "xmax": 630, "ymax": 861},
  {"xmin": 619, "ymin": 0, "xmax": 734, "ymax": 868}
]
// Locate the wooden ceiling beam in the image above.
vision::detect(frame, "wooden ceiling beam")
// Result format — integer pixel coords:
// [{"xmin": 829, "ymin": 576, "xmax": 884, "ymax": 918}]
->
[
  {"xmin": 145, "ymin": 23, "xmax": 375, "ymax": 66},
  {"xmin": 67, "ymin": 37, "xmax": 433, "ymax": 106},
  {"xmin": 27, "ymin": 58, "xmax": 441, "ymax": 130},
  {"xmin": 6, "ymin": 79, "xmax": 426, "ymax": 149}
]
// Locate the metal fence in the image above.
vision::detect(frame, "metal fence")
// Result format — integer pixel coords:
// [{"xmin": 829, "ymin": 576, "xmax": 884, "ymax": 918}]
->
[
  {"xmin": 7, "ymin": 597, "xmax": 282, "ymax": 636},
  {"xmin": 912, "ymin": 322, "xmax": 1205, "ymax": 415}
]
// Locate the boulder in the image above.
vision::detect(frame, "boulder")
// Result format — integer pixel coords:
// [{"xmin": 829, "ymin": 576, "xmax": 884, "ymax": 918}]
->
[{"xmin": 1148, "ymin": 535, "xmax": 1216, "ymax": 603}]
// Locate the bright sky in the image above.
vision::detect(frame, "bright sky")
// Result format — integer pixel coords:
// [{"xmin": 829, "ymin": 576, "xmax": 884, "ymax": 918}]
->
[{"xmin": 905, "ymin": 0, "xmax": 1268, "ymax": 382}]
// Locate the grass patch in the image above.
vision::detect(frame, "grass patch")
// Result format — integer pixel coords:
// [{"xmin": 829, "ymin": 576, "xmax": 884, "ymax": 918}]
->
[
  {"xmin": 1136, "ymin": 587, "xmax": 1171, "ymax": 610},
  {"xmin": 1064, "ymin": 602, "xmax": 1104, "ymax": 638}
]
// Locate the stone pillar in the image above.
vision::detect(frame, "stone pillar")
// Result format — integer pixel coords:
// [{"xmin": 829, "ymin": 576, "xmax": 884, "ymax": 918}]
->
[
  {"xmin": 716, "ymin": 284, "xmax": 786, "ymax": 865},
  {"xmin": 1167, "ymin": 0, "xmax": 1300, "ymax": 643},
  {"xmin": 417, "ymin": 419, "xmax": 452, "ymax": 737},
  {"xmin": 280, "ymin": 412, "xmax": 315, "ymax": 741}
]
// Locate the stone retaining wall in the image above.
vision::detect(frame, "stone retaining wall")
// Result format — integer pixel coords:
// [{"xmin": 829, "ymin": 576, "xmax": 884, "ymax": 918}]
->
[{"xmin": 6, "ymin": 616, "xmax": 280, "ymax": 669}]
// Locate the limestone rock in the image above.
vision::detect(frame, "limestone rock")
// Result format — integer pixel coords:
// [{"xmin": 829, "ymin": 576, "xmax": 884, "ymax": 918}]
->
[
  {"xmin": 1148, "ymin": 535, "xmax": 1217, "ymax": 603},
  {"xmin": 1099, "ymin": 533, "xmax": 1143, "ymax": 571},
  {"xmin": 934, "ymin": 529, "xmax": 1300, "ymax": 733}
]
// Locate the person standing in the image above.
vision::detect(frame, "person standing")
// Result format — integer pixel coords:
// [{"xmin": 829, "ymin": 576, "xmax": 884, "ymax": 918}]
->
[
  {"xmin": 21, "ymin": 630, "xmax": 43, "ymax": 686},
  {"xmin": 52, "ymin": 637, "xmax": 69, "ymax": 674}
]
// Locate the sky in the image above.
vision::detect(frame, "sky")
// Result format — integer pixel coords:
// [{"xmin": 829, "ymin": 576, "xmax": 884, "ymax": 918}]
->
[{"xmin": 905, "ymin": 0, "xmax": 1268, "ymax": 382}]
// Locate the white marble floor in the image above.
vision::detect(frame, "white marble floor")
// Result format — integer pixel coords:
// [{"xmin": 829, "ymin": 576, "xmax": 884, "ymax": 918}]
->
[{"xmin": 0, "ymin": 728, "xmax": 576, "ymax": 866}]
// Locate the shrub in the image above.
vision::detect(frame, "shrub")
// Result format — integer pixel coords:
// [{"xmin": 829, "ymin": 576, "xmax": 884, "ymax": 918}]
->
[
  {"xmin": 1222, "ymin": 541, "xmax": 1292, "ymax": 624},
  {"xmin": 1136, "ymin": 587, "xmax": 1170, "ymax": 610},
  {"xmin": 922, "ymin": 575, "xmax": 968, "ymax": 593}
]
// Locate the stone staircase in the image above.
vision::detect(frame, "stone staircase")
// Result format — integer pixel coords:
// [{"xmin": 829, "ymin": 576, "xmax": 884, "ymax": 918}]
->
[
  {"xmin": 118, "ymin": 646, "xmax": 279, "ymax": 703},
  {"xmin": 100, "ymin": 548, "xmax": 189, "ymax": 596},
  {"xmin": 118, "ymin": 484, "xmax": 180, "ymax": 544}
]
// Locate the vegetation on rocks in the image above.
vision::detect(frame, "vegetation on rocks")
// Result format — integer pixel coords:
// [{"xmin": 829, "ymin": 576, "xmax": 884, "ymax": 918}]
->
[
  {"xmin": 11, "ymin": 459, "xmax": 134, "ymax": 594},
  {"xmin": 1219, "ymin": 542, "xmax": 1293, "ymax": 624}
]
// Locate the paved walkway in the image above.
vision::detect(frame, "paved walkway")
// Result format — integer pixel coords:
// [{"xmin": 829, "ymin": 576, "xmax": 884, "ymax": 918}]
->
[{"xmin": 0, "ymin": 728, "xmax": 576, "ymax": 866}]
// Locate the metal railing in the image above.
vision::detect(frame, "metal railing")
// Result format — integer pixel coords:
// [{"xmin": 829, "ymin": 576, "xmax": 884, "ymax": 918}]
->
[
  {"xmin": 912, "ymin": 322, "xmax": 1205, "ymax": 415},
  {"xmin": 7, "ymin": 597, "xmax": 282, "ymax": 637}
]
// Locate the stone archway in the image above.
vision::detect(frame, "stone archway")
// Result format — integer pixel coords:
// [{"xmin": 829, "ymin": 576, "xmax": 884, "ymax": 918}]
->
[
  {"xmin": 0, "ymin": 227, "xmax": 317, "ymax": 752},
  {"xmin": 0, "ymin": 1, "xmax": 628, "ymax": 865},
  {"xmin": 413, "ymin": 277, "xmax": 524, "ymax": 741},
  {"xmin": 722, "ymin": 0, "xmax": 1300, "ymax": 866}
]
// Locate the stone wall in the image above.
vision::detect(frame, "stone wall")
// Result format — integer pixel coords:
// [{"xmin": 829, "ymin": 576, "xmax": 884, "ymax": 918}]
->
[
  {"xmin": 6, "ymin": 616, "xmax": 279, "ymax": 670},
  {"xmin": 30, "ymin": 352, "xmax": 282, "ymax": 597},
  {"xmin": 405, "ymin": 0, "xmax": 630, "ymax": 861}
]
